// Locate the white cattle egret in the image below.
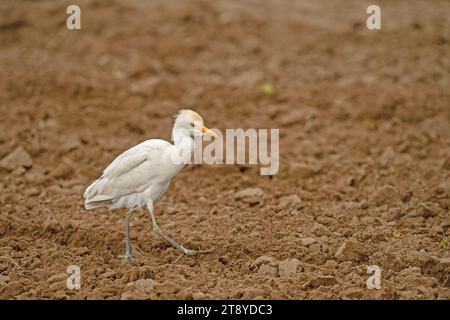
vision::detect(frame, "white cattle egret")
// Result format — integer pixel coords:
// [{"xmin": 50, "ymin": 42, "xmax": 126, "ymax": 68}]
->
[{"xmin": 84, "ymin": 109, "xmax": 217, "ymax": 261}]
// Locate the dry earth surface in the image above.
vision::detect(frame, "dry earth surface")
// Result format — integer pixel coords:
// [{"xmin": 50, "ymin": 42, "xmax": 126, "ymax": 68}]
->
[{"xmin": 0, "ymin": 0, "xmax": 449, "ymax": 299}]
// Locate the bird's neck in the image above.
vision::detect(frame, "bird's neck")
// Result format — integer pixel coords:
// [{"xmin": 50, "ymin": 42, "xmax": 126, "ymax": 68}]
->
[
  {"xmin": 170, "ymin": 128, "xmax": 195, "ymax": 165},
  {"xmin": 172, "ymin": 128, "xmax": 192, "ymax": 145}
]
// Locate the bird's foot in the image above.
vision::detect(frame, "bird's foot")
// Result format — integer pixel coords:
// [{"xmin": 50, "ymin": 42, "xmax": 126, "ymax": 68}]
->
[
  {"xmin": 119, "ymin": 252, "xmax": 135, "ymax": 261},
  {"xmin": 171, "ymin": 247, "xmax": 214, "ymax": 264}
]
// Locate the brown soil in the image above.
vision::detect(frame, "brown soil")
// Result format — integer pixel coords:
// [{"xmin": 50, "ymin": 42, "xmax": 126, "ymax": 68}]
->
[{"xmin": 0, "ymin": 0, "xmax": 449, "ymax": 300}]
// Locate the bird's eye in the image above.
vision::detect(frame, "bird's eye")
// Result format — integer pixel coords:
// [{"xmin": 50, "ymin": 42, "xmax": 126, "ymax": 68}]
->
[{"xmin": 191, "ymin": 123, "xmax": 195, "ymax": 128}]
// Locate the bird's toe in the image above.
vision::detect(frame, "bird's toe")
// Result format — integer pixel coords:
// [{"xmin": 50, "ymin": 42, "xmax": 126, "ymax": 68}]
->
[
  {"xmin": 183, "ymin": 248, "xmax": 196, "ymax": 255},
  {"xmin": 119, "ymin": 253, "xmax": 135, "ymax": 261}
]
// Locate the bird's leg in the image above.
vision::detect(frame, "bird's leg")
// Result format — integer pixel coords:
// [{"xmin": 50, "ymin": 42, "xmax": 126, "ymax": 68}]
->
[
  {"xmin": 148, "ymin": 204, "xmax": 192, "ymax": 253},
  {"xmin": 147, "ymin": 203, "xmax": 212, "ymax": 262},
  {"xmin": 119, "ymin": 210, "xmax": 135, "ymax": 260}
]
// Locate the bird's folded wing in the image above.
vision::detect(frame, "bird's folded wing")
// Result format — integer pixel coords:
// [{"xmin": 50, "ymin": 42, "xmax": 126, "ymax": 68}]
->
[
  {"xmin": 86, "ymin": 154, "xmax": 159, "ymax": 200},
  {"xmin": 85, "ymin": 140, "xmax": 171, "ymax": 202},
  {"xmin": 102, "ymin": 152, "xmax": 148, "ymax": 178}
]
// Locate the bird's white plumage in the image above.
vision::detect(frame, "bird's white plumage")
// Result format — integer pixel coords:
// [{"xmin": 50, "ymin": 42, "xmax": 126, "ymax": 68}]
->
[
  {"xmin": 84, "ymin": 139, "xmax": 177, "ymax": 209},
  {"xmin": 83, "ymin": 109, "xmax": 217, "ymax": 260},
  {"xmin": 84, "ymin": 109, "xmax": 208, "ymax": 211}
]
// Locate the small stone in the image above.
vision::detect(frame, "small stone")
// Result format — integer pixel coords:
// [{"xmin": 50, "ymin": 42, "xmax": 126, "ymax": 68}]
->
[
  {"xmin": 0, "ymin": 275, "xmax": 10, "ymax": 286},
  {"xmin": 279, "ymin": 194, "xmax": 302, "ymax": 212},
  {"xmin": 383, "ymin": 208, "xmax": 403, "ymax": 221},
  {"xmin": 176, "ymin": 288, "xmax": 193, "ymax": 300},
  {"xmin": 192, "ymin": 292, "xmax": 206, "ymax": 300},
  {"xmin": 219, "ymin": 255, "xmax": 230, "ymax": 265},
  {"xmin": 51, "ymin": 159, "xmax": 74, "ymax": 179},
  {"xmin": 234, "ymin": 188, "xmax": 265, "ymax": 205},
  {"xmin": 397, "ymin": 266, "xmax": 421, "ymax": 276},
  {"xmin": 397, "ymin": 290, "xmax": 417, "ymax": 300},
  {"xmin": 288, "ymin": 162, "xmax": 319, "ymax": 179},
  {"xmin": 309, "ymin": 243, "xmax": 322, "ymax": 254},
  {"xmin": 310, "ymin": 276, "xmax": 338, "ymax": 288},
  {"xmin": 279, "ymin": 110, "xmax": 304, "ymax": 126},
  {"xmin": 0, "ymin": 282, "xmax": 23, "ymax": 298},
  {"xmin": 100, "ymin": 271, "xmax": 116, "ymax": 279},
  {"xmin": 349, "ymin": 216, "xmax": 359, "ymax": 226},
  {"xmin": 154, "ymin": 282, "xmax": 180, "ymax": 295},
  {"xmin": 164, "ymin": 206, "xmax": 178, "ymax": 215},
  {"xmin": 361, "ymin": 201, "xmax": 369, "ymax": 209},
  {"xmin": 430, "ymin": 225, "xmax": 443, "ymax": 236},
  {"xmin": 129, "ymin": 76, "xmax": 160, "ymax": 95},
  {"xmin": 38, "ymin": 118, "xmax": 59, "ymax": 130},
  {"xmin": 75, "ymin": 247, "xmax": 90, "ymax": 256},
  {"xmin": 323, "ymin": 260, "xmax": 339, "ymax": 271},
  {"xmin": 369, "ymin": 185, "xmax": 400, "ymax": 206},
  {"xmin": 401, "ymin": 191, "xmax": 413, "ymax": 203},
  {"xmin": 342, "ymin": 288, "xmax": 364, "ymax": 299},
  {"xmin": 420, "ymin": 202, "xmax": 440, "ymax": 218},
  {"xmin": 299, "ymin": 237, "xmax": 317, "ymax": 246},
  {"xmin": 278, "ymin": 258, "xmax": 300, "ymax": 277},
  {"xmin": 63, "ymin": 135, "xmax": 82, "ymax": 151},
  {"xmin": 120, "ymin": 279, "xmax": 158, "ymax": 300},
  {"xmin": 47, "ymin": 273, "xmax": 66, "ymax": 284},
  {"xmin": 43, "ymin": 215, "xmax": 61, "ymax": 233},
  {"xmin": 436, "ymin": 181, "xmax": 450, "ymax": 195},
  {"xmin": 270, "ymin": 290, "xmax": 283, "ymax": 300},
  {"xmin": 258, "ymin": 264, "xmax": 278, "ymax": 277},
  {"xmin": 0, "ymin": 146, "xmax": 32, "ymax": 171},
  {"xmin": 379, "ymin": 146, "xmax": 395, "ymax": 168},
  {"xmin": 278, "ymin": 107, "xmax": 316, "ymax": 127},
  {"xmin": 335, "ymin": 240, "xmax": 367, "ymax": 262},
  {"xmin": 53, "ymin": 290, "xmax": 68, "ymax": 300},
  {"xmin": 24, "ymin": 188, "xmax": 40, "ymax": 197},
  {"xmin": 442, "ymin": 157, "xmax": 450, "ymax": 171},
  {"xmin": 251, "ymin": 256, "xmax": 278, "ymax": 267},
  {"xmin": 395, "ymin": 267, "xmax": 438, "ymax": 288},
  {"xmin": 241, "ymin": 287, "xmax": 266, "ymax": 299},
  {"xmin": 437, "ymin": 289, "xmax": 450, "ymax": 300},
  {"xmin": 312, "ymin": 223, "xmax": 329, "ymax": 237},
  {"xmin": 12, "ymin": 166, "xmax": 26, "ymax": 176}
]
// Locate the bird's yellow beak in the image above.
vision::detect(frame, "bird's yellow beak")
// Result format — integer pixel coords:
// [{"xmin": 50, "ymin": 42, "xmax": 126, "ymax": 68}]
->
[{"xmin": 201, "ymin": 126, "xmax": 218, "ymax": 138}]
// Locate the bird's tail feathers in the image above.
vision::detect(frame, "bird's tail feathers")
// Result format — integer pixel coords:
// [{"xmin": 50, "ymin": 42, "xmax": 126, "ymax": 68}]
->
[
  {"xmin": 84, "ymin": 194, "xmax": 114, "ymax": 210},
  {"xmin": 84, "ymin": 179, "xmax": 114, "ymax": 210},
  {"xmin": 84, "ymin": 179, "xmax": 99, "ymax": 200}
]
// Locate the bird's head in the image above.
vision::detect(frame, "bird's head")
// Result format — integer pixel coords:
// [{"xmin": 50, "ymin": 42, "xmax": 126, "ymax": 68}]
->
[{"xmin": 173, "ymin": 109, "xmax": 217, "ymax": 138}]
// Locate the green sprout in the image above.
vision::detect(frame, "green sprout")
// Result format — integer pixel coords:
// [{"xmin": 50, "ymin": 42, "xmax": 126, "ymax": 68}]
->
[
  {"xmin": 260, "ymin": 83, "xmax": 274, "ymax": 95},
  {"xmin": 439, "ymin": 238, "xmax": 447, "ymax": 248}
]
